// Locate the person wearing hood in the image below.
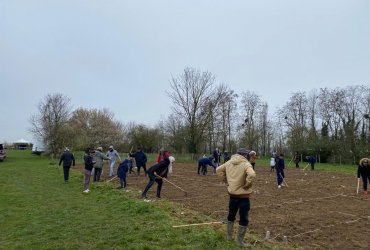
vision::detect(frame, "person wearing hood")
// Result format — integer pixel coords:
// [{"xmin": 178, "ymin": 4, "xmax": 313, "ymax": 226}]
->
[
  {"xmin": 216, "ymin": 148, "xmax": 256, "ymax": 248},
  {"xmin": 141, "ymin": 150, "xmax": 174, "ymax": 199},
  {"xmin": 106, "ymin": 145, "xmax": 121, "ymax": 177},
  {"xmin": 93, "ymin": 146, "xmax": 110, "ymax": 182}
]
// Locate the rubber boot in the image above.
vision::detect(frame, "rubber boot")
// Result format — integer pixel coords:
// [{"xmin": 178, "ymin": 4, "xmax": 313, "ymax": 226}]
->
[
  {"xmin": 227, "ymin": 221, "xmax": 234, "ymax": 240},
  {"xmin": 236, "ymin": 225, "xmax": 250, "ymax": 248}
]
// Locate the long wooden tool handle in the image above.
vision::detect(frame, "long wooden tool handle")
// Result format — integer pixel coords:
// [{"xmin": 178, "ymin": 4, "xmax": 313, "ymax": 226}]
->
[
  {"xmin": 155, "ymin": 173, "xmax": 187, "ymax": 193},
  {"xmin": 173, "ymin": 221, "xmax": 223, "ymax": 228},
  {"xmin": 356, "ymin": 178, "xmax": 360, "ymax": 194}
]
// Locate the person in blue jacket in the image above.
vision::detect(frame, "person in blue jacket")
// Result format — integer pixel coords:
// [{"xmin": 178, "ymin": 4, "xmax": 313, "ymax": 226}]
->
[
  {"xmin": 276, "ymin": 154, "xmax": 285, "ymax": 188},
  {"xmin": 117, "ymin": 159, "xmax": 129, "ymax": 189},
  {"xmin": 198, "ymin": 156, "xmax": 216, "ymax": 175},
  {"xmin": 309, "ymin": 155, "xmax": 316, "ymax": 170}
]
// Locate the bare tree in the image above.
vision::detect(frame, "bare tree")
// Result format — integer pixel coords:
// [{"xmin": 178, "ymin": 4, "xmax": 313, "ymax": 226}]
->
[
  {"xmin": 29, "ymin": 93, "xmax": 72, "ymax": 158},
  {"xmin": 167, "ymin": 67, "xmax": 221, "ymax": 154},
  {"xmin": 240, "ymin": 91, "xmax": 262, "ymax": 150}
]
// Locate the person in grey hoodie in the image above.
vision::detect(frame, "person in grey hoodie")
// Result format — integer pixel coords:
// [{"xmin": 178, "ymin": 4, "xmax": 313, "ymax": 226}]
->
[
  {"xmin": 216, "ymin": 148, "xmax": 256, "ymax": 248},
  {"xmin": 93, "ymin": 146, "xmax": 110, "ymax": 182}
]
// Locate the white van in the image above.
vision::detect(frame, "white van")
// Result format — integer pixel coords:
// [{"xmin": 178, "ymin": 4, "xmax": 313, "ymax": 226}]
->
[{"xmin": 32, "ymin": 143, "xmax": 45, "ymax": 155}]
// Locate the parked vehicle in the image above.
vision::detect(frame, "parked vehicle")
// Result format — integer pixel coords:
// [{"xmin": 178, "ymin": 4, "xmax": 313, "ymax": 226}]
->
[
  {"xmin": 32, "ymin": 144, "xmax": 45, "ymax": 155},
  {"xmin": 0, "ymin": 144, "xmax": 6, "ymax": 161}
]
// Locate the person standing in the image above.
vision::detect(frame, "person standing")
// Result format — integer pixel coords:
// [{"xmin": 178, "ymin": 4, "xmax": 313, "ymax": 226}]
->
[
  {"xmin": 129, "ymin": 147, "xmax": 148, "ymax": 176},
  {"xmin": 276, "ymin": 154, "xmax": 285, "ymax": 188},
  {"xmin": 93, "ymin": 146, "xmax": 110, "ymax": 182},
  {"xmin": 294, "ymin": 152, "xmax": 300, "ymax": 168},
  {"xmin": 156, "ymin": 148, "xmax": 165, "ymax": 163},
  {"xmin": 106, "ymin": 145, "xmax": 121, "ymax": 177},
  {"xmin": 270, "ymin": 156, "xmax": 276, "ymax": 172},
  {"xmin": 249, "ymin": 151, "xmax": 257, "ymax": 170},
  {"xmin": 213, "ymin": 148, "xmax": 221, "ymax": 167},
  {"xmin": 58, "ymin": 147, "xmax": 75, "ymax": 183},
  {"xmin": 83, "ymin": 148, "xmax": 95, "ymax": 193},
  {"xmin": 216, "ymin": 148, "xmax": 256, "ymax": 248},
  {"xmin": 309, "ymin": 155, "xmax": 316, "ymax": 170},
  {"xmin": 141, "ymin": 150, "xmax": 173, "ymax": 199},
  {"xmin": 357, "ymin": 158, "xmax": 370, "ymax": 195}
]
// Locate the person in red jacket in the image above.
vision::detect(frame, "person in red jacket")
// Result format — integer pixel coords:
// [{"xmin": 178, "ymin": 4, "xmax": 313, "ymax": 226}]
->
[{"xmin": 156, "ymin": 148, "xmax": 165, "ymax": 163}]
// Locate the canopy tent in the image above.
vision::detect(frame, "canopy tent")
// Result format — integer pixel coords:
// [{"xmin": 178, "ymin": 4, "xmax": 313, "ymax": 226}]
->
[{"xmin": 14, "ymin": 139, "xmax": 32, "ymax": 150}]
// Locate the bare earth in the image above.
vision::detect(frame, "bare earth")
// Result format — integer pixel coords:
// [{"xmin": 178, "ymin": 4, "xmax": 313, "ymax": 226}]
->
[{"xmin": 76, "ymin": 162, "xmax": 370, "ymax": 250}]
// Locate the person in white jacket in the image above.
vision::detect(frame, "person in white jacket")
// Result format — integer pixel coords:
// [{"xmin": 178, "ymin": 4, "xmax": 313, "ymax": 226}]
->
[{"xmin": 106, "ymin": 146, "xmax": 121, "ymax": 177}]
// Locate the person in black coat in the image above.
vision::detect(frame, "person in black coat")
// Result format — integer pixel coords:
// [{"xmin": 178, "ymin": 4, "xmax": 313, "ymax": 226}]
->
[
  {"xmin": 117, "ymin": 159, "xmax": 129, "ymax": 189},
  {"xmin": 309, "ymin": 155, "xmax": 316, "ymax": 170},
  {"xmin": 213, "ymin": 148, "xmax": 221, "ymax": 167},
  {"xmin": 83, "ymin": 148, "xmax": 95, "ymax": 193},
  {"xmin": 58, "ymin": 147, "xmax": 75, "ymax": 183},
  {"xmin": 141, "ymin": 151, "xmax": 170, "ymax": 199},
  {"xmin": 357, "ymin": 158, "xmax": 370, "ymax": 195},
  {"xmin": 276, "ymin": 154, "xmax": 285, "ymax": 188},
  {"xmin": 198, "ymin": 156, "xmax": 216, "ymax": 175},
  {"xmin": 129, "ymin": 148, "xmax": 148, "ymax": 176}
]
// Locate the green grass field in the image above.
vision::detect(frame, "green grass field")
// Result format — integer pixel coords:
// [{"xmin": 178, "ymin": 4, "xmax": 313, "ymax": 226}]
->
[{"xmin": 0, "ymin": 151, "xmax": 245, "ymax": 250}]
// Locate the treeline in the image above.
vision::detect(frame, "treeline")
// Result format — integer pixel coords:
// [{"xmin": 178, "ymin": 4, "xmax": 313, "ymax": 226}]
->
[{"xmin": 29, "ymin": 67, "xmax": 370, "ymax": 164}]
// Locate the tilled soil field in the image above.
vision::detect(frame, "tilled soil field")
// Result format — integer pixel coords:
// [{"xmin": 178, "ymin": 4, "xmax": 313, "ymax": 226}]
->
[{"xmin": 76, "ymin": 162, "xmax": 369, "ymax": 250}]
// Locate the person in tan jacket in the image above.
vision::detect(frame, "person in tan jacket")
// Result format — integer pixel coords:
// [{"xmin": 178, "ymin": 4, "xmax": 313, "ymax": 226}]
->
[{"xmin": 216, "ymin": 148, "xmax": 256, "ymax": 248}]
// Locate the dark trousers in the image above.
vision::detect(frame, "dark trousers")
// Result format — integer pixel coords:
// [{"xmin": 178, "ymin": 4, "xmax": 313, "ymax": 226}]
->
[
  {"xmin": 311, "ymin": 163, "xmax": 315, "ymax": 170},
  {"xmin": 295, "ymin": 162, "xmax": 299, "ymax": 168},
  {"xmin": 227, "ymin": 197, "xmax": 250, "ymax": 227},
  {"xmin": 198, "ymin": 163, "xmax": 207, "ymax": 175},
  {"xmin": 251, "ymin": 163, "xmax": 255, "ymax": 170},
  {"xmin": 360, "ymin": 174, "xmax": 370, "ymax": 191},
  {"xmin": 142, "ymin": 172, "xmax": 163, "ymax": 198},
  {"xmin": 93, "ymin": 168, "xmax": 102, "ymax": 182},
  {"xmin": 276, "ymin": 168, "xmax": 285, "ymax": 185},
  {"xmin": 137, "ymin": 165, "xmax": 147, "ymax": 176},
  {"xmin": 63, "ymin": 166, "xmax": 71, "ymax": 181},
  {"xmin": 119, "ymin": 176, "xmax": 127, "ymax": 188}
]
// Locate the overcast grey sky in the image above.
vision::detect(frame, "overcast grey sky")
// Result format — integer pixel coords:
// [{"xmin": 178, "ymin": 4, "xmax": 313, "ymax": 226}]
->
[{"xmin": 1, "ymin": 0, "xmax": 369, "ymax": 143}]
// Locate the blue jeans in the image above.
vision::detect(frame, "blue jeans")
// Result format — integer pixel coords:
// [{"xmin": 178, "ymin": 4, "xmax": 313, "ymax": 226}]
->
[
  {"xmin": 109, "ymin": 160, "xmax": 115, "ymax": 177},
  {"xmin": 63, "ymin": 166, "xmax": 71, "ymax": 181},
  {"xmin": 227, "ymin": 197, "xmax": 250, "ymax": 227}
]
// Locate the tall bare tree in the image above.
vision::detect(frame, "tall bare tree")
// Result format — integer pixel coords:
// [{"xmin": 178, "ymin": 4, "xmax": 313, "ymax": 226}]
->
[
  {"xmin": 29, "ymin": 93, "xmax": 72, "ymax": 157},
  {"xmin": 167, "ymin": 67, "xmax": 221, "ymax": 154}
]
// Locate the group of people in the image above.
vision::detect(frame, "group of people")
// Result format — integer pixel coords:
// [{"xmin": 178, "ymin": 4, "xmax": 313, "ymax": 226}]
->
[
  {"xmin": 58, "ymin": 145, "xmax": 370, "ymax": 249},
  {"xmin": 198, "ymin": 149, "xmax": 257, "ymax": 176},
  {"xmin": 58, "ymin": 146, "xmax": 176, "ymax": 198}
]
